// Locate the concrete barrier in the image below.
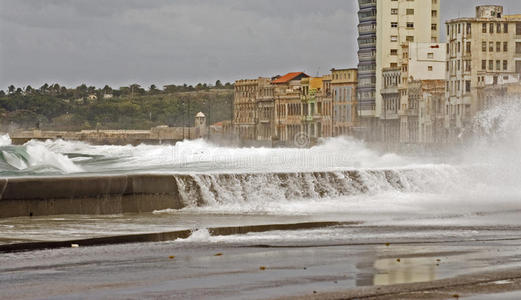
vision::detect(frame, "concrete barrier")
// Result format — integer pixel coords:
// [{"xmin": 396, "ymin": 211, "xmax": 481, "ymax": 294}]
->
[{"xmin": 0, "ymin": 175, "xmax": 184, "ymax": 218}]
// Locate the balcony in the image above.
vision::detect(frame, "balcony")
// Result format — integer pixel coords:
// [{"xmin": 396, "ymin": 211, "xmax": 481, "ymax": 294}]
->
[
  {"xmin": 359, "ymin": 0, "xmax": 376, "ymax": 9},
  {"xmin": 301, "ymin": 115, "xmax": 314, "ymax": 122}
]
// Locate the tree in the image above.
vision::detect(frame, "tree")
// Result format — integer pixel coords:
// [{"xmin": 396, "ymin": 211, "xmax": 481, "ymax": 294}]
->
[
  {"xmin": 15, "ymin": 88, "xmax": 23, "ymax": 95},
  {"xmin": 102, "ymin": 85, "xmax": 113, "ymax": 95},
  {"xmin": 149, "ymin": 84, "xmax": 159, "ymax": 95},
  {"xmin": 51, "ymin": 83, "xmax": 61, "ymax": 96},
  {"xmin": 75, "ymin": 84, "xmax": 88, "ymax": 98},
  {"xmin": 8, "ymin": 85, "xmax": 15, "ymax": 94},
  {"xmin": 25, "ymin": 85, "xmax": 33, "ymax": 94},
  {"xmin": 215, "ymin": 80, "xmax": 223, "ymax": 89},
  {"xmin": 0, "ymin": 90, "xmax": 5, "ymax": 97},
  {"xmin": 40, "ymin": 83, "xmax": 49, "ymax": 93}
]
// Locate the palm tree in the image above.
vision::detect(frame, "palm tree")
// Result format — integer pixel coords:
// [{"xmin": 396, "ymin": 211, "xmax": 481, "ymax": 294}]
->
[{"xmin": 40, "ymin": 83, "xmax": 49, "ymax": 94}]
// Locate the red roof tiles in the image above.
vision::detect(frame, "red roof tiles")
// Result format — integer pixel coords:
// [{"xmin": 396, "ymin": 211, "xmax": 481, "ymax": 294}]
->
[{"xmin": 272, "ymin": 72, "xmax": 309, "ymax": 84}]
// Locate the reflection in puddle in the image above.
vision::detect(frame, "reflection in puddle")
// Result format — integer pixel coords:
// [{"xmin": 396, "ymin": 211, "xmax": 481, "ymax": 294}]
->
[{"xmin": 373, "ymin": 256, "xmax": 437, "ymax": 285}]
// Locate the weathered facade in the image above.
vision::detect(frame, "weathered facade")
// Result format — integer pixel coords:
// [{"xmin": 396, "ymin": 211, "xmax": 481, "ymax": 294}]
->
[
  {"xmin": 445, "ymin": 5, "xmax": 521, "ymax": 141},
  {"xmin": 272, "ymin": 72, "xmax": 310, "ymax": 143},
  {"xmin": 330, "ymin": 68, "xmax": 358, "ymax": 136},
  {"xmin": 357, "ymin": 0, "xmax": 440, "ymax": 134},
  {"xmin": 234, "ymin": 79, "xmax": 259, "ymax": 140},
  {"xmin": 418, "ymin": 80, "xmax": 446, "ymax": 144}
]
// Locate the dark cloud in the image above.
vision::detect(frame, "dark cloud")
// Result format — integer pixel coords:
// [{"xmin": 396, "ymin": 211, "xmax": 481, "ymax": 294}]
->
[{"xmin": 1, "ymin": 0, "xmax": 520, "ymax": 90}]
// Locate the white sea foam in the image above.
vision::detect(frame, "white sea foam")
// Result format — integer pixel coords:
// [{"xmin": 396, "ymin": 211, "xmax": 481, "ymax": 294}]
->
[
  {"xmin": 1, "ymin": 100, "xmax": 521, "ymax": 219},
  {"xmin": 0, "ymin": 134, "xmax": 12, "ymax": 147}
]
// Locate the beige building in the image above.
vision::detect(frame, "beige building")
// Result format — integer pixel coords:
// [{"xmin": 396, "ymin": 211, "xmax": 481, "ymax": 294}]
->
[
  {"xmin": 397, "ymin": 42, "xmax": 446, "ymax": 144},
  {"xmin": 418, "ymin": 80, "xmax": 445, "ymax": 144},
  {"xmin": 273, "ymin": 72, "xmax": 310, "ymax": 143},
  {"xmin": 233, "ymin": 78, "xmax": 275, "ymax": 142},
  {"xmin": 234, "ymin": 79, "xmax": 260, "ymax": 140},
  {"xmin": 330, "ymin": 68, "xmax": 358, "ymax": 136},
  {"xmin": 357, "ymin": 0, "xmax": 440, "ymax": 137},
  {"xmin": 445, "ymin": 5, "xmax": 521, "ymax": 141}
]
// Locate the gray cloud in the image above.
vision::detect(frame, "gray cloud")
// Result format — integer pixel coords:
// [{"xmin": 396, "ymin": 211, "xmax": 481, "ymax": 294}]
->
[{"xmin": 1, "ymin": 0, "xmax": 521, "ymax": 90}]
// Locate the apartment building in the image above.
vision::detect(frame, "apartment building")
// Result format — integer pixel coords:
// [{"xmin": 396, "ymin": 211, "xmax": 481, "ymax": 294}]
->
[
  {"xmin": 273, "ymin": 72, "xmax": 310, "ymax": 143},
  {"xmin": 445, "ymin": 5, "xmax": 521, "ymax": 141},
  {"xmin": 234, "ymin": 79, "xmax": 260, "ymax": 140},
  {"xmin": 357, "ymin": 0, "xmax": 440, "ymax": 137},
  {"xmin": 330, "ymin": 68, "xmax": 358, "ymax": 136},
  {"xmin": 398, "ymin": 43, "xmax": 446, "ymax": 144}
]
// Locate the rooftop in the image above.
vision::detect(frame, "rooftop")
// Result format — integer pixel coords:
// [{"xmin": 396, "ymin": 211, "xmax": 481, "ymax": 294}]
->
[{"xmin": 272, "ymin": 72, "xmax": 309, "ymax": 84}]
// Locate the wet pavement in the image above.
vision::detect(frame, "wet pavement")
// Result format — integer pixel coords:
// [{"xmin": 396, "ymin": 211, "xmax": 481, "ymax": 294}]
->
[{"xmin": 2, "ymin": 221, "xmax": 521, "ymax": 299}]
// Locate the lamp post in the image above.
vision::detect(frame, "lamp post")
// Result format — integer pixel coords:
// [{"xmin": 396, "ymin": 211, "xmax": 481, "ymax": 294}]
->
[{"xmin": 182, "ymin": 100, "xmax": 186, "ymax": 140}]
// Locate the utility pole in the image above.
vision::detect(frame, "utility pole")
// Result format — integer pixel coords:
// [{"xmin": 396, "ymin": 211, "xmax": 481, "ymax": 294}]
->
[{"xmin": 182, "ymin": 100, "xmax": 185, "ymax": 140}]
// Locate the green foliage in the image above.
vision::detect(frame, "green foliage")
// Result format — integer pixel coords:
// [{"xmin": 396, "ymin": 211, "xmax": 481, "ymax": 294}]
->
[{"xmin": 0, "ymin": 82, "xmax": 234, "ymax": 131}]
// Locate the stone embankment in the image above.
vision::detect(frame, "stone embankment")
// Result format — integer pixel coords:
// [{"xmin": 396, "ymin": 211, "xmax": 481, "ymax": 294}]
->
[{"xmin": 0, "ymin": 175, "xmax": 184, "ymax": 218}]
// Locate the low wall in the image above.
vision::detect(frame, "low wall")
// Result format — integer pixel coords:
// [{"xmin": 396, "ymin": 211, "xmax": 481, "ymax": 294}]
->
[{"xmin": 0, "ymin": 175, "xmax": 185, "ymax": 218}]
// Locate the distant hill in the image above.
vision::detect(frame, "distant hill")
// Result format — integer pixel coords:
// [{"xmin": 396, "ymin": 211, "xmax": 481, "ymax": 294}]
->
[{"xmin": 0, "ymin": 85, "xmax": 234, "ymax": 131}]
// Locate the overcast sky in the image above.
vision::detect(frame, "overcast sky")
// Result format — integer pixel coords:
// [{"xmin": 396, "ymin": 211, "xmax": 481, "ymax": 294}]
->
[{"xmin": 1, "ymin": 0, "xmax": 521, "ymax": 90}]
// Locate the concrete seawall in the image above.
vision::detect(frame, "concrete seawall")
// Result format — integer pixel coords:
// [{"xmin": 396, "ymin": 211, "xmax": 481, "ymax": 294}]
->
[{"xmin": 0, "ymin": 175, "xmax": 185, "ymax": 218}]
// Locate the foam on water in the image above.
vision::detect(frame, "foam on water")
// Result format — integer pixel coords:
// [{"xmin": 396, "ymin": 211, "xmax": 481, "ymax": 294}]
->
[
  {"xmin": 1, "ymin": 101, "xmax": 521, "ymax": 219},
  {"xmin": 0, "ymin": 135, "xmax": 83, "ymax": 175}
]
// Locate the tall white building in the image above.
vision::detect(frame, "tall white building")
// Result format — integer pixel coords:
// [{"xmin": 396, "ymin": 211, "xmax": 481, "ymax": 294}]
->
[{"xmin": 357, "ymin": 0, "xmax": 440, "ymax": 139}]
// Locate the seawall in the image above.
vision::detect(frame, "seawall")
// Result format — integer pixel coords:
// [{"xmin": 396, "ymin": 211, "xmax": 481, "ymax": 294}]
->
[
  {"xmin": 0, "ymin": 167, "xmax": 452, "ymax": 218},
  {"xmin": 0, "ymin": 175, "xmax": 185, "ymax": 218}
]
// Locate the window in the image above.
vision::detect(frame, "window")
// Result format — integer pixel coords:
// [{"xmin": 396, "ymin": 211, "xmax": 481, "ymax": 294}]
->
[
  {"xmin": 496, "ymin": 60, "xmax": 501, "ymax": 70},
  {"xmin": 497, "ymin": 23, "xmax": 502, "ymax": 33},
  {"xmin": 390, "ymin": 63, "xmax": 398, "ymax": 68},
  {"xmin": 465, "ymin": 81, "xmax": 471, "ymax": 93},
  {"xmin": 428, "ymin": 66, "xmax": 433, "ymax": 71},
  {"xmin": 482, "ymin": 23, "xmax": 487, "ymax": 33},
  {"xmin": 406, "ymin": 36, "xmax": 414, "ymax": 42},
  {"xmin": 391, "ymin": 22, "xmax": 398, "ymax": 28},
  {"xmin": 427, "ymin": 52, "xmax": 434, "ymax": 59},
  {"xmin": 482, "ymin": 41, "xmax": 487, "ymax": 52},
  {"xmin": 406, "ymin": 22, "xmax": 414, "ymax": 29},
  {"xmin": 504, "ymin": 60, "xmax": 508, "ymax": 70},
  {"xmin": 391, "ymin": 8, "xmax": 398, "ymax": 15},
  {"xmin": 390, "ymin": 49, "xmax": 398, "ymax": 55},
  {"xmin": 517, "ymin": 23, "xmax": 521, "ymax": 35},
  {"xmin": 504, "ymin": 23, "xmax": 509, "ymax": 33},
  {"xmin": 432, "ymin": 10, "xmax": 437, "ymax": 17},
  {"xmin": 406, "ymin": 9, "xmax": 414, "ymax": 15},
  {"xmin": 458, "ymin": 24, "xmax": 461, "ymax": 34},
  {"xmin": 496, "ymin": 42, "xmax": 501, "ymax": 52},
  {"xmin": 390, "ymin": 35, "xmax": 398, "ymax": 42},
  {"xmin": 490, "ymin": 23, "xmax": 494, "ymax": 34},
  {"xmin": 517, "ymin": 42, "xmax": 521, "ymax": 54},
  {"xmin": 504, "ymin": 42, "xmax": 508, "ymax": 52},
  {"xmin": 466, "ymin": 42, "xmax": 471, "ymax": 53},
  {"xmin": 431, "ymin": 24, "xmax": 437, "ymax": 31},
  {"xmin": 466, "ymin": 23, "xmax": 472, "ymax": 34},
  {"xmin": 482, "ymin": 60, "xmax": 487, "ymax": 70},
  {"xmin": 489, "ymin": 42, "xmax": 494, "ymax": 52},
  {"xmin": 489, "ymin": 60, "xmax": 494, "ymax": 70}
]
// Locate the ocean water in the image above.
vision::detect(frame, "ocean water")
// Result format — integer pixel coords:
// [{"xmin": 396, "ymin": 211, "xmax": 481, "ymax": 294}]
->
[{"xmin": 0, "ymin": 100, "xmax": 521, "ymax": 220}]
